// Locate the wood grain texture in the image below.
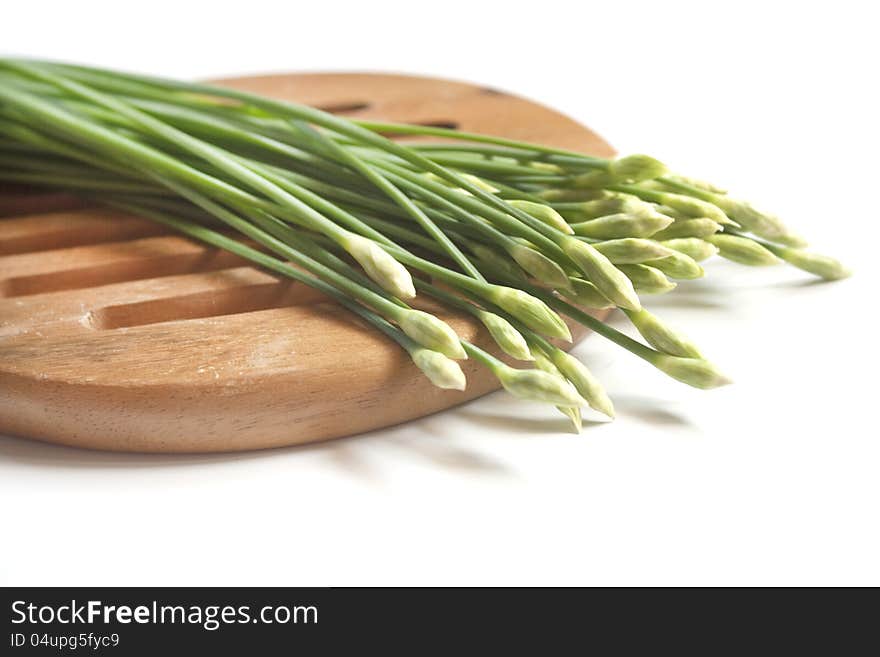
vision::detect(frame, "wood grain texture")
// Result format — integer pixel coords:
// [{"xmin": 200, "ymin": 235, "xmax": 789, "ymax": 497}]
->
[{"xmin": 0, "ymin": 72, "xmax": 614, "ymax": 452}]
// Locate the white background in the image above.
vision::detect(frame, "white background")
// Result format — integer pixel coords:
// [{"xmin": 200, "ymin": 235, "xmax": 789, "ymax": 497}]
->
[{"xmin": 2, "ymin": 0, "xmax": 878, "ymax": 586}]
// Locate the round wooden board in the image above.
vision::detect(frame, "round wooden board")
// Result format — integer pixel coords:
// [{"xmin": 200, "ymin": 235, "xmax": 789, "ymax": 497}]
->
[{"xmin": 0, "ymin": 72, "xmax": 614, "ymax": 452}]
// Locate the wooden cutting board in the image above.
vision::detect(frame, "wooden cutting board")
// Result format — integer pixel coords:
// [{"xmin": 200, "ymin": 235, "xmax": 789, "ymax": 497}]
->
[{"xmin": 0, "ymin": 72, "xmax": 614, "ymax": 452}]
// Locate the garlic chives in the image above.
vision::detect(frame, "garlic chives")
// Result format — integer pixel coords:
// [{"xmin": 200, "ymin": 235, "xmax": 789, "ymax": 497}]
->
[{"xmin": 0, "ymin": 59, "xmax": 849, "ymax": 429}]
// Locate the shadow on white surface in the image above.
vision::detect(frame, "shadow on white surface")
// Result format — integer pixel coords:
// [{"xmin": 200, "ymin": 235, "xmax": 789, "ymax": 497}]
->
[
  {"xmin": 0, "ymin": 259, "xmax": 866, "ymax": 482},
  {"xmin": 610, "ymin": 395, "xmax": 699, "ymax": 431},
  {"xmin": 454, "ymin": 407, "xmax": 585, "ymax": 435},
  {"xmin": 384, "ymin": 433, "xmax": 516, "ymax": 477},
  {"xmin": 0, "ymin": 431, "xmax": 309, "ymax": 468},
  {"xmin": 0, "ymin": 398, "xmax": 520, "ymax": 478}
]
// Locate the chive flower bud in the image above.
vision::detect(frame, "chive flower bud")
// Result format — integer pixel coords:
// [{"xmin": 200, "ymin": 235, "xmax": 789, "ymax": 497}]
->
[
  {"xmin": 508, "ymin": 243, "xmax": 573, "ymax": 290},
  {"xmin": 495, "ymin": 364, "xmax": 586, "ymax": 407},
  {"xmin": 711, "ymin": 197, "xmax": 806, "ymax": 247},
  {"xmin": 570, "ymin": 211, "xmax": 673, "ymax": 239},
  {"xmin": 488, "ymin": 286, "xmax": 572, "ymax": 341},
  {"xmin": 398, "ymin": 310, "xmax": 467, "ymax": 359},
  {"xmin": 652, "ymin": 355, "xmax": 732, "ymax": 389},
  {"xmin": 556, "ymin": 404, "xmax": 583, "ymax": 433},
  {"xmin": 652, "ymin": 204, "xmax": 689, "ymax": 220},
  {"xmin": 538, "ymin": 188, "xmax": 612, "ymax": 202},
  {"xmin": 593, "ymin": 238, "xmax": 676, "ymax": 264},
  {"xmin": 561, "ymin": 196, "xmax": 654, "ymax": 221},
  {"xmin": 560, "ymin": 237, "xmax": 642, "ymax": 311},
  {"xmin": 507, "ymin": 199, "xmax": 573, "ymax": 234},
  {"xmin": 774, "ymin": 233, "xmax": 809, "ymax": 248},
  {"xmin": 476, "ymin": 311, "xmax": 533, "ymax": 361},
  {"xmin": 625, "ymin": 308, "xmax": 703, "ymax": 359},
  {"xmin": 646, "ymin": 251, "xmax": 705, "ymax": 279},
  {"xmin": 460, "ymin": 173, "xmax": 500, "ymax": 193},
  {"xmin": 772, "ymin": 247, "xmax": 851, "ymax": 280},
  {"xmin": 656, "ymin": 193, "xmax": 736, "ymax": 227},
  {"xmin": 569, "ymin": 170, "xmax": 615, "ymax": 189},
  {"xmin": 550, "ymin": 350, "xmax": 615, "ymax": 418},
  {"xmin": 531, "ymin": 352, "xmax": 588, "ymax": 429},
  {"xmin": 424, "ymin": 172, "xmax": 499, "ymax": 194},
  {"xmin": 617, "ymin": 265, "xmax": 677, "ymax": 294},
  {"xmin": 707, "ymin": 234, "xmax": 780, "ymax": 266},
  {"xmin": 651, "ymin": 218, "xmax": 723, "ymax": 240},
  {"xmin": 411, "ymin": 348, "xmax": 467, "ymax": 390},
  {"xmin": 660, "ymin": 238, "xmax": 719, "ymax": 262},
  {"xmin": 469, "ymin": 243, "xmax": 525, "ymax": 281},
  {"xmin": 665, "ymin": 175, "xmax": 727, "ymax": 194},
  {"xmin": 343, "ymin": 233, "xmax": 416, "ymax": 299},
  {"xmin": 563, "ymin": 278, "xmax": 616, "ymax": 308},
  {"xmin": 529, "ymin": 162, "xmax": 565, "ymax": 174},
  {"xmin": 608, "ymin": 154, "xmax": 669, "ymax": 183},
  {"xmin": 531, "ymin": 350, "xmax": 557, "ymax": 374},
  {"xmin": 572, "ymin": 155, "xmax": 668, "ymax": 187}
]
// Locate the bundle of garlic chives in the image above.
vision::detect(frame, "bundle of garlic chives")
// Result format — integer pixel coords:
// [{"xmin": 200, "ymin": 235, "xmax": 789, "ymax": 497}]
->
[{"xmin": 0, "ymin": 60, "xmax": 850, "ymax": 431}]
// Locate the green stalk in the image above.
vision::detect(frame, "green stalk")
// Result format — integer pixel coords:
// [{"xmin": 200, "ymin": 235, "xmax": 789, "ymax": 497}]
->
[
  {"xmin": 17, "ymin": 61, "xmax": 589, "ymax": 251},
  {"xmin": 7, "ymin": 64, "xmax": 373, "ymax": 247},
  {"xmin": 1, "ymin": 70, "xmax": 422, "ymax": 299},
  {"xmin": 0, "ymin": 81, "xmax": 268, "ymax": 211},
  {"xmin": 2, "ymin": 59, "xmax": 834, "ymax": 405},
  {"xmin": 349, "ymin": 147, "xmax": 572, "ymax": 178},
  {"xmin": 104, "ymin": 198, "xmax": 466, "ymax": 390},
  {"xmin": 0, "ymin": 170, "xmax": 163, "ymax": 195},
  {"xmin": 351, "ymin": 119, "xmax": 604, "ymax": 161},
  {"xmin": 365, "ymin": 156, "xmax": 574, "ymax": 262},
  {"xmin": 288, "ymin": 121, "xmax": 484, "ymax": 280},
  {"xmin": 159, "ymin": 178, "xmax": 403, "ymax": 316},
  {"xmin": 408, "ymin": 143, "xmax": 600, "ymax": 167}
]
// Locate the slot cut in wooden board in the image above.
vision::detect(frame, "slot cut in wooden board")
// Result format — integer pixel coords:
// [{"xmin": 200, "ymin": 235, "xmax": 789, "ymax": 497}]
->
[{"xmin": 0, "ymin": 72, "xmax": 614, "ymax": 452}]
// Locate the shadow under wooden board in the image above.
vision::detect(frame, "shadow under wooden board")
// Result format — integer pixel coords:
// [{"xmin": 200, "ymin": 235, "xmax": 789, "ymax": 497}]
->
[{"xmin": 0, "ymin": 72, "xmax": 614, "ymax": 452}]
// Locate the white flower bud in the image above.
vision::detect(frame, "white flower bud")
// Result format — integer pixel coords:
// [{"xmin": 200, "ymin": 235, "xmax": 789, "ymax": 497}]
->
[
  {"xmin": 653, "ymin": 355, "xmax": 732, "ymax": 389},
  {"xmin": 488, "ymin": 286, "xmax": 572, "ymax": 341},
  {"xmin": 477, "ymin": 311, "xmax": 533, "ymax": 361},
  {"xmin": 608, "ymin": 154, "xmax": 668, "ymax": 183},
  {"xmin": 538, "ymin": 188, "xmax": 612, "ymax": 202},
  {"xmin": 563, "ymin": 278, "xmax": 616, "ymax": 309},
  {"xmin": 398, "ymin": 310, "xmax": 466, "ymax": 359},
  {"xmin": 776, "ymin": 248, "xmax": 851, "ymax": 280},
  {"xmin": 666, "ymin": 174, "xmax": 727, "ymax": 194},
  {"xmin": 508, "ymin": 200, "xmax": 573, "ymax": 234},
  {"xmin": 561, "ymin": 196, "xmax": 652, "ymax": 221},
  {"xmin": 550, "ymin": 350, "xmax": 615, "ymax": 418},
  {"xmin": 660, "ymin": 238, "xmax": 719, "ymax": 262},
  {"xmin": 651, "ymin": 218, "xmax": 723, "ymax": 240},
  {"xmin": 570, "ymin": 211, "xmax": 673, "ymax": 239},
  {"xmin": 626, "ymin": 308, "xmax": 703, "ymax": 358},
  {"xmin": 469, "ymin": 243, "xmax": 524, "ymax": 280},
  {"xmin": 560, "ymin": 237, "xmax": 641, "ymax": 311},
  {"xmin": 707, "ymin": 234, "xmax": 780, "ymax": 266},
  {"xmin": 712, "ymin": 197, "xmax": 806, "ymax": 247},
  {"xmin": 531, "ymin": 352, "xmax": 589, "ymax": 429},
  {"xmin": 593, "ymin": 238, "xmax": 676, "ymax": 264},
  {"xmin": 496, "ymin": 365, "xmax": 586, "ymax": 407},
  {"xmin": 411, "ymin": 348, "xmax": 467, "ymax": 390},
  {"xmin": 657, "ymin": 193, "xmax": 736, "ymax": 227},
  {"xmin": 343, "ymin": 233, "xmax": 415, "ymax": 299},
  {"xmin": 646, "ymin": 251, "xmax": 705, "ymax": 279},
  {"xmin": 617, "ymin": 265, "xmax": 677, "ymax": 294},
  {"xmin": 556, "ymin": 404, "xmax": 583, "ymax": 433},
  {"xmin": 508, "ymin": 243, "xmax": 571, "ymax": 290}
]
